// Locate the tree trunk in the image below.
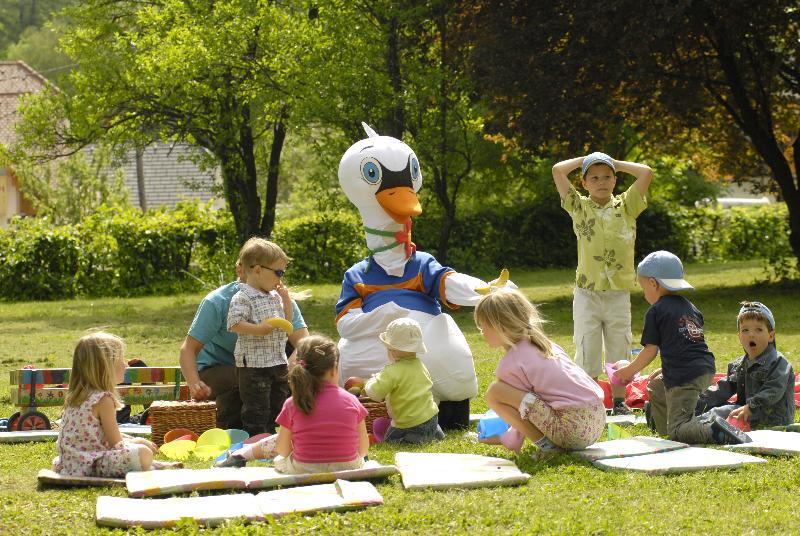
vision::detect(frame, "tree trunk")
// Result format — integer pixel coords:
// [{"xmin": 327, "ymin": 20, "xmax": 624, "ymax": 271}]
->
[
  {"xmin": 435, "ymin": 7, "xmax": 452, "ymax": 265},
  {"xmin": 385, "ymin": 15, "xmax": 405, "ymax": 138},
  {"xmin": 134, "ymin": 146, "xmax": 147, "ymax": 211},
  {"xmin": 260, "ymin": 116, "xmax": 286, "ymax": 238},
  {"xmin": 217, "ymin": 108, "xmax": 261, "ymax": 244}
]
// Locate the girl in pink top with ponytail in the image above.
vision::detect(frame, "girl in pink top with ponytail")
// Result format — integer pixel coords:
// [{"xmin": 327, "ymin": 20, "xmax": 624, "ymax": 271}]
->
[
  {"xmin": 216, "ymin": 334, "xmax": 369, "ymax": 472},
  {"xmin": 475, "ymin": 288, "xmax": 606, "ymax": 460}
]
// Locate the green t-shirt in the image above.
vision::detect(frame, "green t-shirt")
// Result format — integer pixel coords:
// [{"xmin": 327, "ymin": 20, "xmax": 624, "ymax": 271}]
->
[
  {"xmin": 561, "ymin": 183, "xmax": 647, "ymax": 291},
  {"xmin": 364, "ymin": 357, "xmax": 438, "ymax": 429}
]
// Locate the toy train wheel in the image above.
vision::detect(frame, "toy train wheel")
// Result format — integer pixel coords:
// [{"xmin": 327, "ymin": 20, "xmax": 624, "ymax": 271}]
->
[
  {"xmin": 7, "ymin": 412, "xmax": 21, "ymax": 432},
  {"xmin": 17, "ymin": 411, "xmax": 51, "ymax": 431}
]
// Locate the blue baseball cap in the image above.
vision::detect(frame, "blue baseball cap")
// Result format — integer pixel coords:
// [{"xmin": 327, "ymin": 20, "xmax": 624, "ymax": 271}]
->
[
  {"xmin": 737, "ymin": 301, "xmax": 775, "ymax": 331},
  {"xmin": 636, "ymin": 250, "xmax": 694, "ymax": 291},
  {"xmin": 582, "ymin": 152, "xmax": 616, "ymax": 177}
]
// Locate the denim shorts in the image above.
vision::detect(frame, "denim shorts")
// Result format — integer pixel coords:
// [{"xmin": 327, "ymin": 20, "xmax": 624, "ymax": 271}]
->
[{"xmin": 384, "ymin": 414, "xmax": 445, "ymax": 444}]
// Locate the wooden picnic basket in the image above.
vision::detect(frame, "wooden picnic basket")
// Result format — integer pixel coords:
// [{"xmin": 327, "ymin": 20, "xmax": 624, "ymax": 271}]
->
[
  {"xmin": 149, "ymin": 400, "xmax": 217, "ymax": 445},
  {"xmin": 358, "ymin": 396, "xmax": 389, "ymax": 434}
]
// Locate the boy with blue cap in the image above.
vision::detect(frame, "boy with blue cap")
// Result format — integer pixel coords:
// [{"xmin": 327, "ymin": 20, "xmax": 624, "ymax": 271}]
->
[
  {"xmin": 615, "ymin": 250, "xmax": 751, "ymax": 444},
  {"xmin": 552, "ymin": 152, "xmax": 653, "ymax": 415},
  {"xmin": 695, "ymin": 301, "xmax": 795, "ymax": 429}
]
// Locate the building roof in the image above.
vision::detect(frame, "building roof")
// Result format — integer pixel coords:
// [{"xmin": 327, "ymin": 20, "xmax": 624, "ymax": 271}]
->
[
  {"xmin": 0, "ymin": 61, "xmax": 49, "ymax": 147},
  {"xmin": 88, "ymin": 143, "xmax": 221, "ymax": 209},
  {"xmin": 121, "ymin": 143, "xmax": 221, "ymax": 209}
]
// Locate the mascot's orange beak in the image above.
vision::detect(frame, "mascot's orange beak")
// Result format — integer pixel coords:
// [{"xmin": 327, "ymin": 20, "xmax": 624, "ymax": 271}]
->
[{"xmin": 375, "ymin": 187, "xmax": 422, "ymax": 224}]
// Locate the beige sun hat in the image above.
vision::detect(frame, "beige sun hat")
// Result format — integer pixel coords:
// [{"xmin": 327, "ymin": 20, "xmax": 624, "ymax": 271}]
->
[{"xmin": 378, "ymin": 318, "xmax": 427, "ymax": 354}]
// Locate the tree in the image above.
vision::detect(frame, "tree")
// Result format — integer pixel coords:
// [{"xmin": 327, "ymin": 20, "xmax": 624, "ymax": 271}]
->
[
  {"xmin": 0, "ymin": 0, "xmax": 72, "ymax": 55},
  {"xmin": 1, "ymin": 144, "xmax": 129, "ymax": 225},
  {"xmin": 337, "ymin": 1, "xmax": 505, "ymax": 263},
  {"xmin": 461, "ymin": 0, "xmax": 800, "ymax": 263},
  {"xmin": 13, "ymin": 0, "xmax": 324, "ymax": 243}
]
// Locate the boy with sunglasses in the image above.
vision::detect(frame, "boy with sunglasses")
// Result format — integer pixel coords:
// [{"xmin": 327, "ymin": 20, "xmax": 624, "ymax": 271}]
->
[{"xmin": 227, "ymin": 237, "xmax": 294, "ymax": 436}]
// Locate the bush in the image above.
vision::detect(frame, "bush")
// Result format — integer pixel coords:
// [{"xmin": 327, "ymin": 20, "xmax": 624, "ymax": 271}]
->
[
  {"xmin": 273, "ymin": 211, "xmax": 368, "ymax": 283},
  {"xmin": 0, "ymin": 201, "xmax": 791, "ymax": 301}
]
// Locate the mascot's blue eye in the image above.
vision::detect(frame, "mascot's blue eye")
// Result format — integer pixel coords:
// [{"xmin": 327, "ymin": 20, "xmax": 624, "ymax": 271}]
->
[
  {"xmin": 410, "ymin": 157, "xmax": 421, "ymax": 181},
  {"xmin": 361, "ymin": 159, "xmax": 382, "ymax": 184}
]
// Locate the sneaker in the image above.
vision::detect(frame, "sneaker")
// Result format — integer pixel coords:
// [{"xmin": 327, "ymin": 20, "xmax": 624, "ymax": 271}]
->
[
  {"xmin": 710, "ymin": 415, "xmax": 752, "ymax": 445},
  {"xmin": 214, "ymin": 453, "xmax": 247, "ymax": 468},
  {"xmin": 644, "ymin": 401, "xmax": 656, "ymax": 432},
  {"xmin": 530, "ymin": 437, "xmax": 564, "ymax": 461},
  {"xmin": 611, "ymin": 403, "xmax": 633, "ymax": 416}
]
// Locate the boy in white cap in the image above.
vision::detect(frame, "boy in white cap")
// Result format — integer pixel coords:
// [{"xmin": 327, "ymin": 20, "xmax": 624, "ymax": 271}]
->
[
  {"xmin": 364, "ymin": 318, "xmax": 445, "ymax": 444},
  {"xmin": 552, "ymin": 152, "xmax": 653, "ymax": 415},
  {"xmin": 615, "ymin": 250, "xmax": 751, "ymax": 444}
]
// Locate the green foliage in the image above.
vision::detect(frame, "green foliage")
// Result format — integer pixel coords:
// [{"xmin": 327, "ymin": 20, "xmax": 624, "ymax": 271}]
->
[
  {"xmin": 0, "ymin": 202, "xmax": 231, "ymax": 301},
  {"xmin": 273, "ymin": 211, "xmax": 368, "ymax": 283},
  {"xmin": 4, "ymin": 18, "xmax": 75, "ymax": 92},
  {"xmin": 0, "ymin": 194, "xmax": 791, "ymax": 302},
  {"xmin": 7, "ymin": 145, "xmax": 131, "ymax": 225},
  {"xmin": 0, "ymin": 217, "xmax": 84, "ymax": 300}
]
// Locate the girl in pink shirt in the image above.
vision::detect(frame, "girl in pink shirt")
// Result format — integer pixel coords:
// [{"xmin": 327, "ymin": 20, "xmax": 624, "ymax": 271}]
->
[
  {"xmin": 475, "ymin": 289, "xmax": 606, "ymax": 459},
  {"xmin": 217, "ymin": 335, "xmax": 369, "ymax": 472},
  {"xmin": 273, "ymin": 334, "xmax": 369, "ymax": 473}
]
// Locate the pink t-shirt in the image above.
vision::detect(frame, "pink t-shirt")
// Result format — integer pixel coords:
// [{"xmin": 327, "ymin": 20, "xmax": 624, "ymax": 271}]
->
[
  {"xmin": 276, "ymin": 382, "xmax": 368, "ymax": 463},
  {"xmin": 496, "ymin": 339, "xmax": 604, "ymax": 409}
]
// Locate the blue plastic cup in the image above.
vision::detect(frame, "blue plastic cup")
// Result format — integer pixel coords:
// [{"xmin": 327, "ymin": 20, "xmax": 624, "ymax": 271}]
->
[{"xmin": 477, "ymin": 409, "xmax": 510, "ymax": 439}]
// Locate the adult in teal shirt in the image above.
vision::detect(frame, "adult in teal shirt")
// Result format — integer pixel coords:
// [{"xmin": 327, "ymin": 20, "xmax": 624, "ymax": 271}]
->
[{"xmin": 179, "ymin": 279, "xmax": 309, "ymax": 429}]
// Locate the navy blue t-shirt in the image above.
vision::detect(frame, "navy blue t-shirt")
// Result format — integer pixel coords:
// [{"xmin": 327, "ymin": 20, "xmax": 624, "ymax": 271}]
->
[{"xmin": 640, "ymin": 294, "xmax": 716, "ymax": 388}]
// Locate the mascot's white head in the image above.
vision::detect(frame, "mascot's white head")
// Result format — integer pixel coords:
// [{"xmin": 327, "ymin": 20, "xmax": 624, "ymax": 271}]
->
[{"xmin": 338, "ymin": 122, "xmax": 423, "ymax": 225}]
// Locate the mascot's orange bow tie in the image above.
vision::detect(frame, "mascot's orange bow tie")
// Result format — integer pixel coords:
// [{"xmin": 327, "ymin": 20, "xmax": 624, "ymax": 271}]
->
[{"xmin": 364, "ymin": 219, "xmax": 416, "ymax": 258}]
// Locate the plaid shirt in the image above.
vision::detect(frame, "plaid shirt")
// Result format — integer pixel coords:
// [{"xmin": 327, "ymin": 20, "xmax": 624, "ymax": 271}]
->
[{"xmin": 227, "ymin": 283, "xmax": 288, "ymax": 368}]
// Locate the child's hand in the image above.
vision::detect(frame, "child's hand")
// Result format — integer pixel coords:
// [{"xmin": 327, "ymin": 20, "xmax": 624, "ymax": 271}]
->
[
  {"xmin": 259, "ymin": 320, "xmax": 277, "ymax": 336},
  {"xmin": 613, "ymin": 364, "xmax": 635, "ymax": 384},
  {"xmin": 131, "ymin": 436, "xmax": 158, "ymax": 453},
  {"xmin": 275, "ymin": 281, "xmax": 290, "ymax": 301},
  {"xmin": 729, "ymin": 405, "xmax": 752, "ymax": 422}
]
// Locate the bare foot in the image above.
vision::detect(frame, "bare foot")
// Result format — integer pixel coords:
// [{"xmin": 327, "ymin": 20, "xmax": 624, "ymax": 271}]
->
[
  {"xmin": 478, "ymin": 435, "xmax": 502, "ymax": 445},
  {"xmin": 151, "ymin": 460, "xmax": 184, "ymax": 470}
]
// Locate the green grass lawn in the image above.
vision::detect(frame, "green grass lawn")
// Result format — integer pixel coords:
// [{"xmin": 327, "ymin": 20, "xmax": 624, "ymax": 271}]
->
[{"xmin": 1, "ymin": 260, "xmax": 799, "ymax": 534}]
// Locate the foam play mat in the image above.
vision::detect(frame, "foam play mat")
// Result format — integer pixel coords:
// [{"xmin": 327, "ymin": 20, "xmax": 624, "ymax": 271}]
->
[
  {"xmin": 0, "ymin": 425, "xmax": 151, "ymax": 443},
  {"xmin": 592, "ymin": 447, "xmax": 767, "ymax": 474},
  {"xmin": 572, "ymin": 436, "xmax": 688, "ymax": 462},
  {"xmin": 126, "ymin": 460, "xmax": 398, "ymax": 497},
  {"xmin": 394, "ymin": 452, "xmax": 530, "ymax": 490},
  {"xmin": 96, "ymin": 480, "xmax": 384, "ymax": 528},
  {"xmin": 37, "ymin": 469, "xmax": 126, "ymax": 488},
  {"xmin": 726, "ymin": 430, "xmax": 800, "ymax": 456}
]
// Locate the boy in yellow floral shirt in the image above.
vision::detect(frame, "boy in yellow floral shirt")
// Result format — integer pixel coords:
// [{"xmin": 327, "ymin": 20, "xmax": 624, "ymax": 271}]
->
[{"xmin": 552, "ymin": 152, "xmax": 653, "ymax": 414}]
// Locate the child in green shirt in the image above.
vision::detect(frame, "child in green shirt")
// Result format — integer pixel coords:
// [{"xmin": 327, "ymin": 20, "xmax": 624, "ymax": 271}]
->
[
  {"xmin": 552, "ymin": 152, "xmax": 653, "ymax": 414},
  {"xmin": 364, "ymin": 318, "xmax": 445, "ymax": 444}
]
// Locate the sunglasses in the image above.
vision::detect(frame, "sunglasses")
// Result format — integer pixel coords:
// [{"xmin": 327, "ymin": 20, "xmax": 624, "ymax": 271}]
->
[{"xmin": 252, "ymin": 264, "xmax": 286, "ymax": 278}]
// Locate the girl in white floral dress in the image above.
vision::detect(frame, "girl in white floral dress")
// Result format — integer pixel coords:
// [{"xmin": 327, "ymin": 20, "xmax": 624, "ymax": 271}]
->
[{"xmin": 53, "ymin": 332, "xmax": 173, "ymax": 477}]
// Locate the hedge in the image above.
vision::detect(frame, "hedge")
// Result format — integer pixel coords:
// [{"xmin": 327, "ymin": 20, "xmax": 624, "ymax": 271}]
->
[{"xmin": 0, "ymin": 201, "xmax": 790, "ymax": 301}]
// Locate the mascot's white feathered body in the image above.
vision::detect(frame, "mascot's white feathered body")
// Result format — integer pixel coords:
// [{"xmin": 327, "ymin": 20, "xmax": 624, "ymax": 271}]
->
[{"xmin": 335, "ymin": 124, "xmax": 510, "ymax": 420}]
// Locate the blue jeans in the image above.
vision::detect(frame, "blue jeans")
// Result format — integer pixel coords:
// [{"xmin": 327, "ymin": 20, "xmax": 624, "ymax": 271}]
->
[
  {"xmin": 699, "ymin": 404, "xmax": 741, "ymax": 423},
  {"xmin": 384, "ymin": 414, "xmax": 445, "ymax": 444}
]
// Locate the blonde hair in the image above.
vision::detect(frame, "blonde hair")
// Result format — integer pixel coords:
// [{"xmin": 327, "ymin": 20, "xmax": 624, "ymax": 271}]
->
[
  {"xmin": 474, "ymin": 288, "xmax": 554, "ymax": 358},
  {"xmin": 238, "ymin": 237, "xmax": 288, "ymax": 276},
  {"xmin": 65, "ymin": 332, "xmax": 125, "ymax": 409},
  {"xmin": 288, "ymin": 334, "xmax": 339, "ymax": 415}
]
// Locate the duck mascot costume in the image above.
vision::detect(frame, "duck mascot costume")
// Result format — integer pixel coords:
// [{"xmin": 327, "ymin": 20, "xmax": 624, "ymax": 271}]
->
[{"xmin": 335, "ymin": 123, "xmax": 513, "ymax": 428}]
